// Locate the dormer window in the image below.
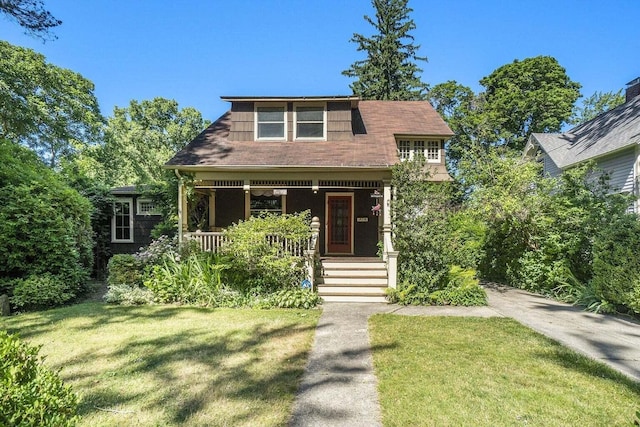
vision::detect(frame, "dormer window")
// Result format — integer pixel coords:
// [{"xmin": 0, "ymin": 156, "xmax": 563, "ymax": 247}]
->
[
  {"xmin": 256, "ymin": 105, "xmax": 286, "ymax": 140},
  {"xmin": 294, "ymin": 104, "xmax": 326, "ymax": 140},
  {"xmin": 397, "ymin": 139, "xmax": 442, "ymax": 163}
]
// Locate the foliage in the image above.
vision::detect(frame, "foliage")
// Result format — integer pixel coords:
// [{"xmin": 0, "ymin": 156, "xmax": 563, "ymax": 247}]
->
[
  {"xmin": 590, "ymin": 213, "xmax": 640, "ymax": 314},
  {"xmin": 221, "ymin": 212, "xmax": 311, "ymax": 293},
  {"xmin": 342, "ymin": 0, "xmax": 428, "ymax": 100},
  {"xmin": 0, "ymin": 331, "xmax": 78, "ymax": 426},
  {"xmin": 143, "ymin": 252, "xmax": 227, "ymax": 306},
  {"xmin": 570, "ymin": 90, "xmax": 625, "ymax": 125},
  {"xmin": 267, "ymin": 288, "xmax": 322, "ymax": 309},
  {"xmin": 107, "ymin": 254, "xmax": 144, "ymax": 287},
  {"xmin": 391, "ymin": 157, "xmax": 454, "ymax": 293},
  {"xmin": 0, "ymin": 0, "xmax": 61, "ymax": 40},
  {"xmin": 0, "ymin": 140, "xmax": 93, "ymax": 304},
  {"xmin": 0, "ymin": 41, "xmax": 103, "ymax": 168},
  {"xmin": 99, "ymin": 97, "xmax": 209, "ymax": 186},
  {"xmin": 10, "ymin": 273, "xmax": 75, "ymax": 310},
  {"xmin": 104, "ymin": 284, "xmax": 155, "ymax": 306},
  {"xmin": 479, "ymin": 56, "xmax": 581, "ymax": 150}
]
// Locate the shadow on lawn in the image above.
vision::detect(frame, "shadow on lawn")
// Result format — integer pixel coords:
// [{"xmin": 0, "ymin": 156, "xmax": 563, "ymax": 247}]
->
[{"xmin": 2, "ymin": 302, "xmax": 318, "ymax": 426}]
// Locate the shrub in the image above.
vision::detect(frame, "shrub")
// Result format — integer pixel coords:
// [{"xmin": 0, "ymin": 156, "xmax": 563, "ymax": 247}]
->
[
  {"xmin": 0, "ymin": 331, "xmax": 78, "ymax": 426},
  {"xmin": 0, "ymin": 140, "xmax": 92, "ymax": 298},
  {"xmin": 143, "ymin": 252, "xmax": 227, "ymax": 306},
  {"xmin": 268, "ymin": 288, "xmax": 321, "ymax": 309},
  {"xmin": 221, "ymin": 212, "xmax": 310, "ymax": 293},
  {"xmin": 590, "ymin": 214, "xmax": 640, "ymax": 314},
  {"xmin": 107, "ymin": 254, "xmax": 144, "ymax": 287},
  {"xmin": 11, "ymin": 274, "xmax": 75, "ymax": 310},
  {"xmin": 104, "ymin": 284, "xmax": 155, "ymax": 306}
]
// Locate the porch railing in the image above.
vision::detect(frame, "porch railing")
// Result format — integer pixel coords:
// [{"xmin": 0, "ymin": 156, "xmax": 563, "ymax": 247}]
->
[
  {"xmin": 382, "ymin": 225, "xmax": 398, "ymax": 289},
  {"xmin": 184, "ymin": 216, "xmax": 322, "ymax": 287}
]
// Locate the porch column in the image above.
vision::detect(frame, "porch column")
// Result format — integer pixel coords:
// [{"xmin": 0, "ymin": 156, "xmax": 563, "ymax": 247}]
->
[
  {"xmin": 208, "ymin": 190, "xmax": 216, "ymax": 231},
  {"xmin": 180, "ymin": 182, "xmax": 188, "ymax": 234},
  {"xmin": 382, "ymin": 180, "xmax": 398, "ymax": 289},
  {"xmin": 382, "ymin": 179, "xmax": 392, "ymax": 226}
]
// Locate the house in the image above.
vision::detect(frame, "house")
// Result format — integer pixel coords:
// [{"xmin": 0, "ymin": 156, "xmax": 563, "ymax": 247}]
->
[
  {"xmin": 524, "ymin": 78, "xmax": 640, "ymax": 210},
  {"xmin": 110, "ymin": 186, "xmax": 163, "ymax": 254},
  {"xmin": 165, "ymin": 96, "xmax": 453, "ymax": 301}
]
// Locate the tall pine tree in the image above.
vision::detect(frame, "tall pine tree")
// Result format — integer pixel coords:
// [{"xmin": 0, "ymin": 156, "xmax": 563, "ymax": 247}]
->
[{"xmin": 343, "ymin": 0, "xmax": 428, "ymax": 100}]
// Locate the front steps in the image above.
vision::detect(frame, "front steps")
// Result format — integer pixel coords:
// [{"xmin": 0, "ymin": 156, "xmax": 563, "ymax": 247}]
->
[{"xmin": 317, "ymin": 258, "xmax": 388, "ymax": 303}]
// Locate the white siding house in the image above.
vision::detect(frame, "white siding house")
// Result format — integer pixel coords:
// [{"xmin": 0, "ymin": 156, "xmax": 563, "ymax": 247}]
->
[{"xmin": 523, "ymin": 77, "xmax": 640, "ymax": 211}]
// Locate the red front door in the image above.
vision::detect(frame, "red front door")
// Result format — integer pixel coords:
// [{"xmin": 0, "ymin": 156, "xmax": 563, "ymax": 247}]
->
[{"xmin": 327, "ymin": 195, "xmax": 352, "ymax": 254}]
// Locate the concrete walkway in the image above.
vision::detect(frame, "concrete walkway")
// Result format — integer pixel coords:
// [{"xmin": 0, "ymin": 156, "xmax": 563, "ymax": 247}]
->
[{"xmin": 290, "ymin": 285, "xmax": 640, "ymax": 426}]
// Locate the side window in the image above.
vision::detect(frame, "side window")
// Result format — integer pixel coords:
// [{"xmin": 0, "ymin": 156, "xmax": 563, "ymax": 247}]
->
[{"xmin": 112, "ymin": 199, "xmax": 133, "ymax": 242}]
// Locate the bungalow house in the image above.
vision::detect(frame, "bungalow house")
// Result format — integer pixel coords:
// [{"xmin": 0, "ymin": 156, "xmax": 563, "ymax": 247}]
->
[
  {"xmin": 165, "ymin": 96, "xmax": 453, "ymax": 301},
  {"xmin": 524, "ymin": 77, "xmax": 640, "ymax": 211}
]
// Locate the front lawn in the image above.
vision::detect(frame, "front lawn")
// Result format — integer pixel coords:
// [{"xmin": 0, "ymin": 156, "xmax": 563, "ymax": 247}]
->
[
  {"xmin": 1, "ymin": 303, "xmax": 320, "ymax": 426},
  {"xmin": 369, "ymin": 315, "xmax": 640, "ymax": 427}
]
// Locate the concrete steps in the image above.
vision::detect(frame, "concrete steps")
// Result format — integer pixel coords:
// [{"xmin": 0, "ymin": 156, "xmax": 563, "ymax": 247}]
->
[{"xmin": 317, "ymin": 258, "xmax": 389, "ymax": 303}]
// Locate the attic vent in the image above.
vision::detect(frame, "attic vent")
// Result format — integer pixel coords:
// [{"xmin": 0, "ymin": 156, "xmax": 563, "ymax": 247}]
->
[
  {"xmin": 319, "ymin": 180, "xmax": 381, "ymax": 188},
  {"xmin": 195, "ymin": 180, "xmax": 243, "ymax": 188},
  {"xmin": 251, "ymin": 180, "xmax": 313, "ymax": 188}
]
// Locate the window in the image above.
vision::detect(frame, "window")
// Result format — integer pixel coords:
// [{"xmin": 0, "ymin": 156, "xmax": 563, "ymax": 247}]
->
[
  {"xmin": 249, "ymin": 190, "xmax": 285, "ymax": 216},
  {"xmin": 397, "ymin": 139, "xmax": 441, "ymax": 163},
  {"xmin": 398, "ymin": 140, "xmax": 411, "ymax": 160},
  {"xmin": 112, "ymin": 199, "xmax": 133, "ymax": 242},
  {"xmin": 256, "ymin": 105, "xmax": 286, "ymax": 140},
  {"xmin": 294, "ymin": 104, "xmax": 325, "ymax": 139},
  {"xmin": 137, "ymin": 199, "xmax": 161, "ymax": 215}
]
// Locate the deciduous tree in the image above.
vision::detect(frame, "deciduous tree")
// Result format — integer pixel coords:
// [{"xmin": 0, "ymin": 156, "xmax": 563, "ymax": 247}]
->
[
  {"xmin": 570, "ymin": 90, "xmax": 625, "ymax": 125},
  {"xmin": 0, "ymin": 41, "xmax": 103, "ymax": 168},
  {"xmin": 342, "ymin": 0, "xmax": 428, "ymax": 100}
]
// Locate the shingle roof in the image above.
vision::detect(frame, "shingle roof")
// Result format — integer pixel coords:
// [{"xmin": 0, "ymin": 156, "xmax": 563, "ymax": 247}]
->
[
  {"xmin": 530, "ymin": 95, "xmax": 640, "ymax": 169},
  {"xmin": 165, "ymin": 100, "xmax": 453, "ymax": 169}
]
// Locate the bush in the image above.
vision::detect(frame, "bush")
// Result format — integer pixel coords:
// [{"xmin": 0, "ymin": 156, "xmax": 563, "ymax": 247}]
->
[
  {"xmin": 221, "ymin": 212, "xmax": 310, "ymax": 293},
  {"xmin": 0, "ymin": 331, "xmax": 79, "ymax": 426},
  {"xmin": 590, "ymin": 214, "xmax": 640, "ymax": 314},
  {"xmin": 104, "ymin": 284, "xmax": 155, "ymax": 305},
  {"xmin": 143, "ymin": 252, "xmax": 227, "ymax": 306},
  {"xmin": 0, "ymin": 140, "xmax": 92, "ymax": 299},
  {"xmin": 10, "ymin": 274, "xmax": 75, "ymax": 310},
  {"xmin": 268, "ymin": 288, "xmax": 321, "ymax": 309},
  {"xmin": 107, "ymin": 254, "xmax": 144, "ymax": 287}
]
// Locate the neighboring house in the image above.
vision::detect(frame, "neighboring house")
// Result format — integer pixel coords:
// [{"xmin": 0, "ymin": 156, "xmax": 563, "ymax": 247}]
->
[
  {"xmin": 165, "ymin": 95, "xmax": 453, "ymax": 301},
  {"xmin": 524, "ymin": 77, "xmax": 640, "ymax": 210},
  {"xmin": 110, "ymin": 186, "xmax": 163, "ymax": 254}
]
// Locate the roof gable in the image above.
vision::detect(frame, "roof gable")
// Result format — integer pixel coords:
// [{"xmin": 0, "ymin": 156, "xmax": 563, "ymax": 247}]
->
[{"xmin": 530, "ymin": 96, "xmax": 640, "ymax": 169}]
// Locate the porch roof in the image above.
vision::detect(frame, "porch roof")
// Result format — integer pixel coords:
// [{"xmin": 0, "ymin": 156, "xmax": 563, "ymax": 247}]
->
[{"xmin": 165, "ymin": 100, "xmax": 453, "ymax": 169}]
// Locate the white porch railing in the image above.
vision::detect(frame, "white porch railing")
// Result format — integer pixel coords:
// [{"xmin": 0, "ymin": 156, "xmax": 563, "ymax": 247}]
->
[
  {"xmin": 382, "ymin": 225, "xmax": 398, "ymax": 289},
  {"xmin": 184, "ymin": 231, "xmax": 226, "ymax": 253}
]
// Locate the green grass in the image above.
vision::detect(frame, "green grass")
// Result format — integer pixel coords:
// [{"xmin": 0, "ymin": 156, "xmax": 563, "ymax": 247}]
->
[
  {"xmin": 1, "ymin": 303, "xmax": 320, "ymax": 426},
  {"xmin": 369, "ymin": 315, "xmax": 640, "ymax": 427}
]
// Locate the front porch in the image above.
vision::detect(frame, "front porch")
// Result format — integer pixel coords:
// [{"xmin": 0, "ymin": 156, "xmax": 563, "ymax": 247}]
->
[{"xmin": 176, "ymin": 174, "xmax": 398, "ymax": 301}]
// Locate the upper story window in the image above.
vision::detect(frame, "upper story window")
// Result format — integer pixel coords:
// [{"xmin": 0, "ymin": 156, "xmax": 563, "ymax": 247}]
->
[
  {"xmin": 397, "ymin": 139, "xmax": 442, "ymax": 163},
  {"xmin": 112, "ymin": 198, "xmax": 134, "ymax": 243},
  {"xmin": 294, "ymin": 104, "xmax": 326, "ymax": 140},
  {"xmin": 256, "ymin": 105, "xmax": 286, "ymax": 140}
]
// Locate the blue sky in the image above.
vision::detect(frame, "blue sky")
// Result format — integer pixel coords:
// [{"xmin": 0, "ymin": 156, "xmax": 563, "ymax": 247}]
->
[{"xmin": 2, "ymin": 0, "xmax": 639, "ymax": 122}]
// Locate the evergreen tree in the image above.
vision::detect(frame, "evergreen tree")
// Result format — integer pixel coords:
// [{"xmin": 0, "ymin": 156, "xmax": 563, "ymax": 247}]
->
[{"xmin": 342, "ymin": 0, "xmax": 428, "ymax": 100}]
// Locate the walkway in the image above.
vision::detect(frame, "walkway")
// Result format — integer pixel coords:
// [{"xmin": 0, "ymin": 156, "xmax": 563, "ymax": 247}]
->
[{"xmin": 289, "ymin": 286, "xmax": 640, "ymax": 426}]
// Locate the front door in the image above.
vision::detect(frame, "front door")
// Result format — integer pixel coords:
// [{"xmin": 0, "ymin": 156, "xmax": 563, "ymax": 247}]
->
[{"xmin": 326, "ymin": 194, "xmax": 353, "ymax": 254}]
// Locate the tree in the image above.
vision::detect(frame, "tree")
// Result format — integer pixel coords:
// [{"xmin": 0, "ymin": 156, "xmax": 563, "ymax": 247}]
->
[
  {"xmin": 342, "ymin": 0, "xmax": 428, "ymax": 100},
  {"xmin": 0, "ymin": 0, "xmax": 61, "ymax": 41},
  {"xmin": 0, "ymin": 41, "xmax": 103, "ymax": 168},
  {"xmin": 100, "ymin": 97, "xmax": 209, "ymax": 186},
  {"xmin": 570, "ymin": 90, "xmax": 625, "ymax": 125},
  {"xmin": 479, "ymin": 56, "xmax": 581, "ymax": 150}
]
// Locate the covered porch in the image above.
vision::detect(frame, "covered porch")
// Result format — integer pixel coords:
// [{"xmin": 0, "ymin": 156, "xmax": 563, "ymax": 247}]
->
[{"xmin": 175, "ymin": 169, "xmax": 398, "ymax": 294}]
